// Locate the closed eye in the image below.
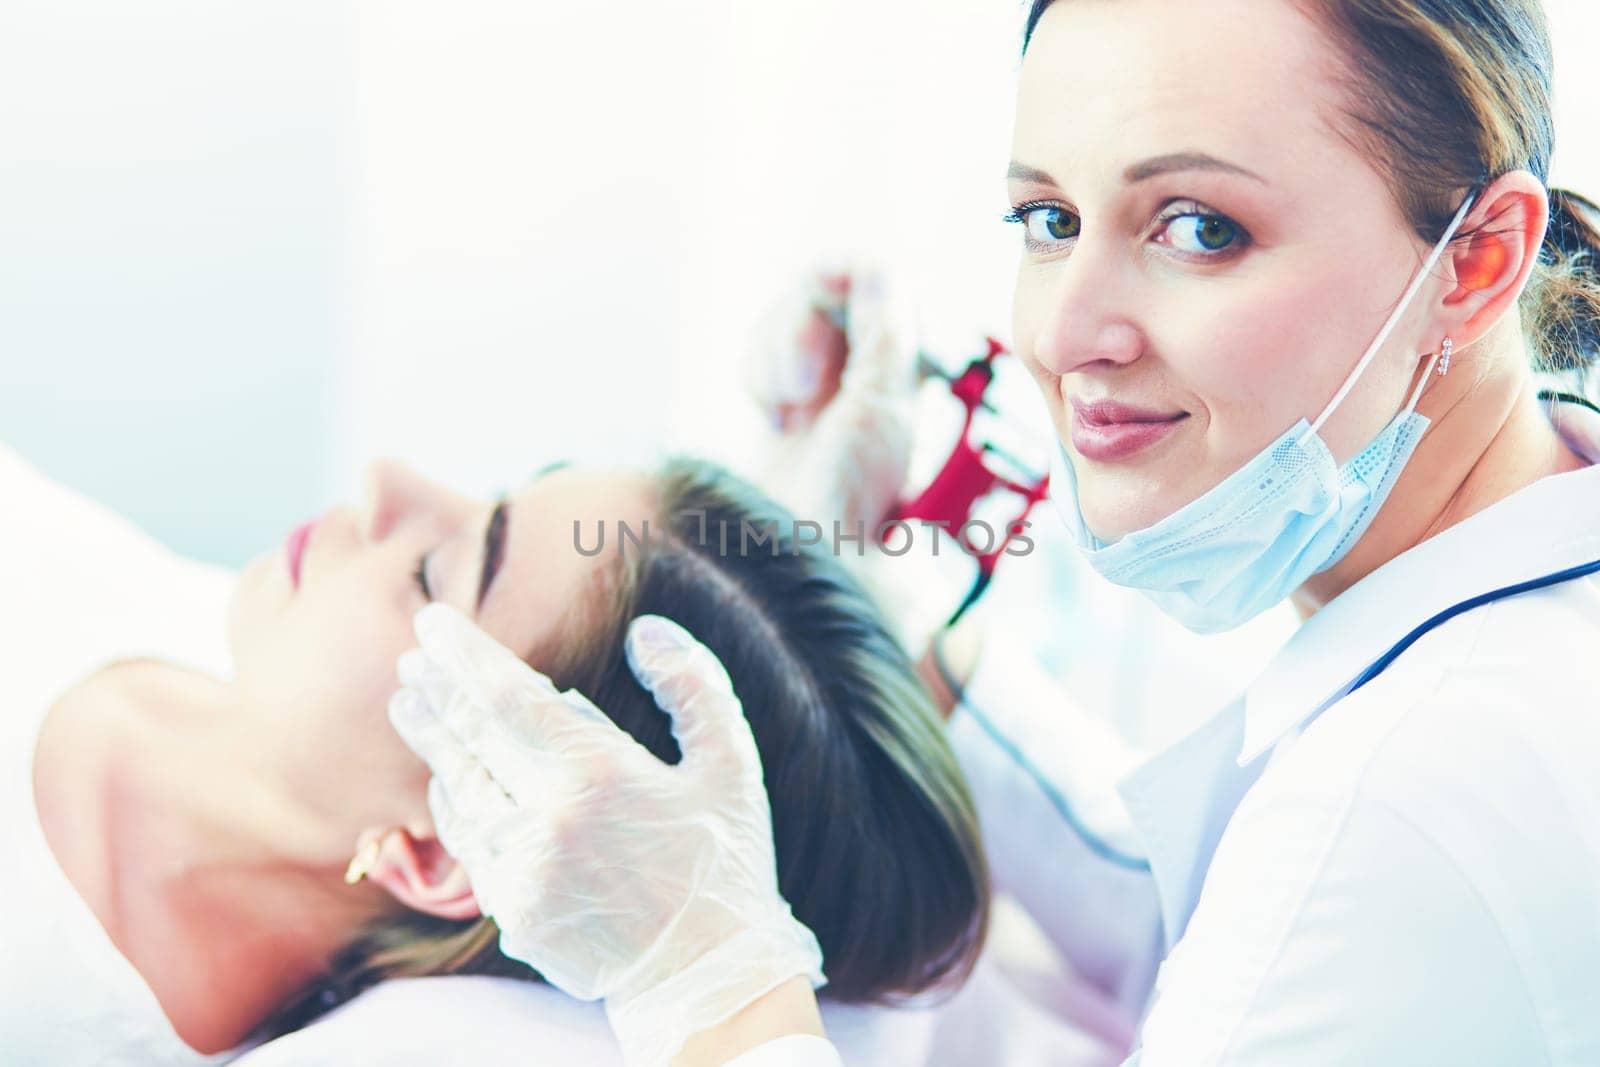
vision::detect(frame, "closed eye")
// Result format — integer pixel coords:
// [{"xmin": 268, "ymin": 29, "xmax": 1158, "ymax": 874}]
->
[{"xmin": 413, "ymin": 554, "xmax": 433, "ymax": 600}]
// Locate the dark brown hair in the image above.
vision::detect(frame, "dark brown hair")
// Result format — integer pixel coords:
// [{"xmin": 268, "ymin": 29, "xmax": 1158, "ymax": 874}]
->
[
  {"xmin": 1022, "ymin": 0, "xmax": 1600, "ymax": 389},
  {"xmin": 260, "ymin": 457, "xmax": 989, "ymax": 1037}
]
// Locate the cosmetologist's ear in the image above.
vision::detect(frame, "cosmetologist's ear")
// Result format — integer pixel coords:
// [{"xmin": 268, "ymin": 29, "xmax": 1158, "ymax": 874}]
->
[{"xmin": 1444, "ymin": 170, "xmax": 1550, "ymax": 346}]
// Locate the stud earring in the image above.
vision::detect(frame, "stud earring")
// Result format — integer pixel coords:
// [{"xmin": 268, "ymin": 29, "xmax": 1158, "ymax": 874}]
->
[{"xmin": 1437, "ymin": 337, "xmax": 1453, "ymax": 377}]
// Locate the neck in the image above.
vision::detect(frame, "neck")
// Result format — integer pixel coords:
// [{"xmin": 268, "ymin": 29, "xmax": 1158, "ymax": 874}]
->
[
  {"xmin": 73, "ymin": 665, "xmax": 395, "ymax": 1053},
  {"xmin": 1292, "ymin": 333, "xmax": 1589, "ymax": 619}
]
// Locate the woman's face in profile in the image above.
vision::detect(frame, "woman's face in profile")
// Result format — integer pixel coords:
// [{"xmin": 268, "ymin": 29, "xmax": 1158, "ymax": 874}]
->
[
  {"xmin": 1009, "ymin": 0, "xmax": 1447, "ymax": 542},
  {"xmin": 222, "ymin": 460, "xmax": 652, "ymax": 820}
]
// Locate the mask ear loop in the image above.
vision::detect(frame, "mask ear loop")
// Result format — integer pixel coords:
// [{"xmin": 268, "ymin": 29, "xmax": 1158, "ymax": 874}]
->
[
  {"xmin": 1300, "ymin": 186, "xmax": 1482, "ymax": 442},
  {"xmin": 1404, "ymin": 337, "xmax": 1449, "ymax": 410}
]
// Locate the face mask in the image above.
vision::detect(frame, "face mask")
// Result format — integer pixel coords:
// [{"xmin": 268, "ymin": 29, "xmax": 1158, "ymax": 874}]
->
[{"xmin": 1049, "ymin": 188, "xmax": 1480, "ymax": 634}]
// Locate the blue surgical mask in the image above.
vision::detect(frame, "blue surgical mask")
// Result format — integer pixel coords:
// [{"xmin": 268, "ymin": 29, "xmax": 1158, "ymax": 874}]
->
[{"xmin": 1049, "ymin": 189, "xmax": 1480, "ymax": 634}]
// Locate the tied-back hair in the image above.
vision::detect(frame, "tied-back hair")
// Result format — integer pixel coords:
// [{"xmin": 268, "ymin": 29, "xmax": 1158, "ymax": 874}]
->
[
  {"xmin": 256, "ymin": 457, "xmax": 989, "ymax": 1040},
  {"xmin": 1022, "ymin": 0, "xmax": 1600, "ymax": 395}
]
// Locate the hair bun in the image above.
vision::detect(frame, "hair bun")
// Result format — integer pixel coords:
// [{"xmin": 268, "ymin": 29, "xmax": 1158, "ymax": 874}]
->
[
  {"xmin": 1534, "ymin": 187, "xmax": 1600, "ymax": 372},
  {"xmin": 1545, "ymin": 187, "xmax": 1600, "ymax": 267}
]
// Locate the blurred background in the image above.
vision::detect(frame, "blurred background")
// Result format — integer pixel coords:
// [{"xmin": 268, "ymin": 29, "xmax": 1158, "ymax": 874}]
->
[
  {"xmin": 0, "ymin": 0, "xmax": 1025, "ymax": 563},
  {"xmin": 7, "ymin": 0, "xmax": 1599, "ymax": 561},
  {"xmin": 5, "ymin": 0, "xmax": 1599, "ymax": 741}
]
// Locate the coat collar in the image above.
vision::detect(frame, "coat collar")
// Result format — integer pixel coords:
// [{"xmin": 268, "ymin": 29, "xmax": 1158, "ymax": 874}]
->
[
  {"xmin": 1239, "ymin": 396, "xmax": 1600, "ymax": 765},
  {"xmin": 1117, "ymin": 395, "xmax": 1600, "ymax": 949}
]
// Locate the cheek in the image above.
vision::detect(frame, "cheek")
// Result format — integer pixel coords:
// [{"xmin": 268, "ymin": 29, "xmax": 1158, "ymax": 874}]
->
[
  {"xmin": 1156, "ymin": 270, "xmax": 1331, "ymax": 455},
  {"xmin": 1011, "ymin": 264, "xmax": 1051, "ymax": 368},
  {"xmin": 234, "ymin": 575, "xmax": 419, "ymax": 730},
  {"xmin": 1011, "ymin": 267, "xmax": 1074, "ymax": 431}
]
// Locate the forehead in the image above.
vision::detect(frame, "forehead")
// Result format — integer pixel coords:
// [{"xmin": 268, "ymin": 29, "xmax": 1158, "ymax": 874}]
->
[
  {"xmin": 1015, "ymin": 0, "xmax": 1353, "ymax": 186},
  {"xmin": 478, "ymin": 466, "xmax": 656, "ymax": 662}
]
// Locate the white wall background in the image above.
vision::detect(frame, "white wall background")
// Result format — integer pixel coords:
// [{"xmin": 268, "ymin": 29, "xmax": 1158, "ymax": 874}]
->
[
  {"xmin": 0, "ymin": 0, "xmax": 351, "ymax": 564},
  {"xmin": 333, "ymin": 0, "xmax": 1026, "ymax": 508},
  {"xmin": 3, "ymin": 0, "xmax": 1598, "ymax": 572}
]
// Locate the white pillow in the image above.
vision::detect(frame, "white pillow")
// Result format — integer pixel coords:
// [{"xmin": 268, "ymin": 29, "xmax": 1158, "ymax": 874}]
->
[{"xmin": 232, "ymin": 954, "xmax": 1119, "ymax": 1067}]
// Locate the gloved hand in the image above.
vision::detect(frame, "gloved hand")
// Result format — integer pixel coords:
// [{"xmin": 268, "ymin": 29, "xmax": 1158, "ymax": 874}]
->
[
  {"xmin": 747, "ymin": 264, "xmax": 919, "ymax": 535},
  {"xmin": 386, "ymin": 603, "xmax": 826, "ymax": 1067}
]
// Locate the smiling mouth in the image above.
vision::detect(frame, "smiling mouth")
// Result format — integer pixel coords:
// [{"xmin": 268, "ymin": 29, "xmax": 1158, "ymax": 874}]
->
[
  {"xmin": 1068, "ymin": 400, "xmax": 1189, "ymax": 462},
  {"xmin": 1070, "ymin": 398, "xmax": 1188, "ymax": 426}
]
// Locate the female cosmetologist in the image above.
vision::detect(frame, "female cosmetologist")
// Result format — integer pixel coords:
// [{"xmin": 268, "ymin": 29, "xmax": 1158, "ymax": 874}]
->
[{"xmin": 389, "ymin": 1, "xmax": 1600, "ymax": 1064}]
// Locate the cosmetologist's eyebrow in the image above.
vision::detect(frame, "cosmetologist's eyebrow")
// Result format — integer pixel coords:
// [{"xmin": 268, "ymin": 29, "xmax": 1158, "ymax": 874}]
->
[
  {"xmin": 1006, "ymin": 152, "xmax": 1268, "ymax": 187},
  {"xmin": 1006, "ymin": 160, "xmax": 1058, "ymax": 185},
  {"xmin": 1122, "ymin": 151, "xmax": 1267, "ymax": 184}
]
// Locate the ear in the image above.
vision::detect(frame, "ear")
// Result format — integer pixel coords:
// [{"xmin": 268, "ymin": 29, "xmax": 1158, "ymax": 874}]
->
[
  {"xmin": 1442, "ymin": 170, "xmax": 1550, "ymax": 347},
  {"xmin": 357, "ymin": 825, "xmax": 482, "ymax": 921}
]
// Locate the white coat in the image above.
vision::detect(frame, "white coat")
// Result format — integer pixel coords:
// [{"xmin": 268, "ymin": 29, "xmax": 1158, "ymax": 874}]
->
[{"xmin": 737, "ymin": 397, "xmax": 1600, "ymax": 1065}]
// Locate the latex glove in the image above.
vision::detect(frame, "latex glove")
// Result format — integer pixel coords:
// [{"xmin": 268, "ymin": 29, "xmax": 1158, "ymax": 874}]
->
[
  {"xmin": 387, "ymin": 603, "xmax": 826, "ymax": 1067},
  {"xmin": 747, "ymin": 264, "xmax": 918, "ymax": 534},
  {"xmin": 745, "ymin": 269, "xmax": 852, "ymax": 434}
]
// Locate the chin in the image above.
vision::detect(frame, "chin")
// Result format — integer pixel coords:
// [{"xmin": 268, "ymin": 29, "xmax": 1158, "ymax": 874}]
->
[
  {"xmin": 1081, "ymin": 513, "xmax": 1134, "ymax": 545},
  {"xmin": 1078, "ymin": 486, "xmax": 1176, "ymax": 544},
  {"xmin": 1074, "ymin": 493, "xmax": 1128, "ymax": 543},
  {"xmin": 222, "ymin": 556, "xmax": 273, "ymax": 653}
]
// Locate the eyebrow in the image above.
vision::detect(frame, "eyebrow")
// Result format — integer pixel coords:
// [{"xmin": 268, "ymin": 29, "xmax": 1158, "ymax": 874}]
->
[
  {"xmin": 1006, "ymin": 151, "xmax": 1268, "ymax": 187},
  {"xmin": 474, "ymin": 460, "xmax": 566, "ymax": 614},
  {"xmin": 475, "ymin": 497, "xmax": 508, "ymax": 613}
]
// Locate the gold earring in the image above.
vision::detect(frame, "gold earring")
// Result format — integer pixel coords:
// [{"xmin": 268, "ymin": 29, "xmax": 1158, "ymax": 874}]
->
[
  {"xmin": 344, "ymin": 830, "xmax": 398, "ymax": 885},
  {"xmin": 343, "ymin": 839, "xmax": 380, "ymax": 885}
]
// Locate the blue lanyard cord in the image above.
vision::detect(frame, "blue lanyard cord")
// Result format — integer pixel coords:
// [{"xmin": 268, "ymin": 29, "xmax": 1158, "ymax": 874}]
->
[
  {"xmin": 1344, "ymin": 556, "xmax": 1600, "ymax": 698},
  {"xmin": 936, "ymin": 557, "xmax": 1600, "ymax": 878},
  {"xmin": 932, "ymin": 630, "xmax": 1153, "ymax": 872}
]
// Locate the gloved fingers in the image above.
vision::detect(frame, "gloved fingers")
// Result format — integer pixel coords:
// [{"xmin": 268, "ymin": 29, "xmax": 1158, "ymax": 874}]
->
[
  {"xmin": 812, "ymin": 269, "xmax": 852, "ymax": 320},
  {"xmin": 392, "ymin": 671, "xmax": 586, "ymax": 819},
  {"xmin": 798, "ymin": 388, "xmax": 914, "ymax": 530},
  {"xmin": 429, "ymin": 764, "xmax": 559, "ymax": 870},
  {"xmin": 839, "ymin": 265, "xmax": 918, "ymax": 398},
  {"xmin": 624, "ymin": 614, "xmax": 735, "ymax": 703},
  {"xmin": 413, "ymin": 602, "xmax": 563, "ymax": 703},
  {"xmin": 394, "ymin": 645, "xmax": 466, "ymax": 736},
  {"xmin": 459, "ymin": 706, "xmax": 621, "ymax": 812},
  {"xmin": 404, "ymin": 635, "xmax": 661, "ymax": 805},
  {"xmin": 408, "ymin": 603, "xmax": 608, "ymax": 758},
  {"xmin": 394, "ymin": 644, "xmax": 540, "ymax": 787},
  {"xmin": 393, "ymin": 686, "xmax": 524, "ymax": 815},
  {"xmin": 423, "ymin": 773, "xmax": 523, "ymax": 897},
  {"xmin": 425, "ymin": 774, "xmax": 482, "ymax": 867},
  {"xmin": 388, "ymin": 685, "xmax": 486, "ymax": 795},
  {"xmin": 625, "ymin": 614, "xmax": 763, "ymax": 781},
  {"xmin": 747, "ymin": 268, "xmax": 852, "ymax": 431},
  {"xmin": 425, "ymin": 776, "xmax": 547, "ymax": 925}
]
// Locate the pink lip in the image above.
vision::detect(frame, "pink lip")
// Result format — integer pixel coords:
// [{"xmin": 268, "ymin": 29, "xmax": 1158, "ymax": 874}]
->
[
  {"xmin": 285, "ymin": 519, "xmax": 317, "ymax": 589},
  {"xmin": 1069, "ymin": 398, "xmax": 1189, "ymax": 462}
]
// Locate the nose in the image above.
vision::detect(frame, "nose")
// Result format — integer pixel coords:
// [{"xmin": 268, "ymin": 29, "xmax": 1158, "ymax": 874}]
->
[
  {"xmin": 360, "ymin": 458, "xmax": 461, "ymax": 543},
  {"xmin": 1017, "ymin": 250, "xmax": 1148, "ymax": 379}
]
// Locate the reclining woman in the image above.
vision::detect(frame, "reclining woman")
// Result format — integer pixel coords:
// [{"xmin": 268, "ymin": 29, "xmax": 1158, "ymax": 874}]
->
[{"xmin": 3, "ymin": 443, "xmax": 988, "ymax": 1063}]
